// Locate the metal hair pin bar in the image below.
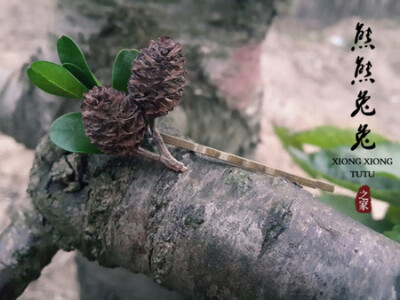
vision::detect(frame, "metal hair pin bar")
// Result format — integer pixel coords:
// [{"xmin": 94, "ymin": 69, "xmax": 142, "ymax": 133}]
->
[{"xmin": 161, "ymin": 133, "xmax": 335, "ymax": 193}]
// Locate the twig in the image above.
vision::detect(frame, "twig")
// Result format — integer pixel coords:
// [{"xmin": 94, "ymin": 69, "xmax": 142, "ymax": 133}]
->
[{"xmin": 133, "ymin": 120, "xmax": 187, "ymax": 172}]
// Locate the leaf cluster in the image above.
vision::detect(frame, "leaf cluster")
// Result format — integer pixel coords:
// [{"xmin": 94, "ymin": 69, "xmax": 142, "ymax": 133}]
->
[{"xmin": 27, "ymin": 35, "xmax": 139, "ymax": 154}]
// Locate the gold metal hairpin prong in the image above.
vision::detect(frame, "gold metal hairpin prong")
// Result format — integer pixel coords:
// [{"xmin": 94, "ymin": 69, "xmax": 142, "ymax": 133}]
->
[{"xmin": 160, "ymin": 133, "xmax": 335, "ymax": 193}]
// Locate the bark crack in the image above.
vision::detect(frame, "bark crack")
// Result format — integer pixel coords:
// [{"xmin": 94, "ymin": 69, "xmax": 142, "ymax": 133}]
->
[{"xmin": 258, "ymin": 205, "xmax": 292, "ymax": 259}]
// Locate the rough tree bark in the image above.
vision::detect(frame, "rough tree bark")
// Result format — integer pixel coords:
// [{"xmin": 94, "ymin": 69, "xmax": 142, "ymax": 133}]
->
[
  {"xmin": 0, "ymin": 210, "xmax": 58, "ymax": 299},
  {"xmin": 2, "ymin": 122, "xmax": 399, "ymax": 299}
]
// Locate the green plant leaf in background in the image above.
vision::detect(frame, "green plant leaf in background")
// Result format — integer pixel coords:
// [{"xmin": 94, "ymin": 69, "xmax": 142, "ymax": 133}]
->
[
  {"xmin": 57, "ymin": 35, "xmax": 100, "ymax": 88},
  {"xmin": 289, "ymin": 145, "xmax": 400, "ymax": 205},
  {"xmin": 384, "ymin": 224, "xmax": 400, "ymax": 243},
  {"xmin": 318, "ymin": 193, "xmax": 393, "ymax": 233},
  {"xmin": 112, "ymin": 49, "xmax": 140, "ymax": 93},
  {"xmin": 50, "ymin": 112, "xmax": 102, "ymax": 154},
  {"xmin": 275, "ymin": 126, "xmax": 400, "ymax": 205},
  {"xmin": 385, "ymin": 205, "xmax": 400, "ymax": 224},
  {"xmin": 276, "ymin": 125, "xmax": 387, "ymax": 150},
  {"xmin": 27, "ymin": 61, "xmax": 89, "ymax": 98}
]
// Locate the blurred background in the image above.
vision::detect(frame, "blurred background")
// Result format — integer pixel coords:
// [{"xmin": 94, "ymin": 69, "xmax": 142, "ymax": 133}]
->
[{"xmin": 1, "ymin": 0, "xmax": 399, "ymax": 299}]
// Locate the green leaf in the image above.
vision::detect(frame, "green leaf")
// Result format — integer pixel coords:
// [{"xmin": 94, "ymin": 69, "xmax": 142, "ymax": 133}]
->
[
  {"xmin": 384, "ymin": 224, "xmax": 400, "ymax": 243},
  {"xmin": 63, "ymin": 63, "xmax": 96, "ymax": 90},
  {"xmin": 112, "ymin": 49, "xmax": 140, "ymax": 93},
  {"xmin": 274, "ymin": 127, "xmax": 303, "ymax": 150},
  {"xmin": 275, "ymin": 126, "xmax": 400, "ymax": 205},
  {"xmin": 318, "ymin": 193, "xmax": 393, "ymax": 233},
  {"xmin": 27, "ymin": 61, "xmax": 89, "ymax": 98},
  {"xmin": 57, "ymin": 35, "xmax": 100, "ymax": 88},
  {"xmin": 288, "ymin": 144, "xmax": 400, "ymax": 205},
  {"xmin": 50, "ymin": 112, "xmax": 102, "ymax": 154},
  {"xmin": 275, "ymin": 125, "xmax": 387, "ymax": 150},
  {"xmin": 385, "ymin": 205, "xmax": 400, "ymax": 224}
]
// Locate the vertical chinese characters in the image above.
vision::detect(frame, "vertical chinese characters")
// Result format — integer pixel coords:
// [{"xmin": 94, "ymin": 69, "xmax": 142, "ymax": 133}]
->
[
  {"xmin": 350, "ymin": 22, "xmax": 376, "ymax": 151},
  {"xmin": 351, "ymin": 22, "xmax": 375, "ymax": 51}
]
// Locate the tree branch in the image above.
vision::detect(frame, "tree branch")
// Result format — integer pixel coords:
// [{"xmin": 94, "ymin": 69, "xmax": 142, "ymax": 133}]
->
[
  {"xmin": 25, "ymin": 133, "xmax": 400, "ymax": 299},
  {"xmin": 0, "ymin": 210, "xmax": 58, "ymax": 299}
]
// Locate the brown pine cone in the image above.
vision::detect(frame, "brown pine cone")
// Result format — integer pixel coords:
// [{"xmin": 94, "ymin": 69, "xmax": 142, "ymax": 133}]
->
[
  {"xmin": 81, "ymin": 86, "xmax": 146, "ymax": 156},
  {"xmin": 127, "ymin": 36, "xmax": 185, "ymax": 118}
]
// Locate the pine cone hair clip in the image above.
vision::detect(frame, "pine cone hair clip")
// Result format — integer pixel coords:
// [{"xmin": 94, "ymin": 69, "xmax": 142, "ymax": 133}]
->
[
  {"xmin": 28, "ymin": 35, "xmax": 333, "ymax": 191},
  {"xmin": 81, "ymin": 37, "xmax": 187, "ymax": 172},
  {"xmin": 80, "ymin": 36, "xmax": 334, "ymax": 191}
]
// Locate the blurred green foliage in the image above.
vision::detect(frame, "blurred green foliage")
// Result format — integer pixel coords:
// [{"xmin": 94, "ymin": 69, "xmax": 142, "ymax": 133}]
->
[{"xmin": 275, "ymin": 125, "xmax": 400, "ymax": 243}]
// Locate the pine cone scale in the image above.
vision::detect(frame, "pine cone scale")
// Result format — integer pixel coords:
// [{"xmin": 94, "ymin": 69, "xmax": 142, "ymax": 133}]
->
[
  {"xmin": 127, "ymin": 36, "xmax": 185, "ymax": 118},
  {"xmin": 81, "ymin": 86, "xmax": 145, "ymax": 156}
]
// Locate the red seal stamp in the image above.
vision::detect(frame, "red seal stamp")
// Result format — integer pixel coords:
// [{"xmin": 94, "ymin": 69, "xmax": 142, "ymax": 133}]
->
[{"xmin": 355, "ymin": 185, "xmax": 371, "ymax": 213}]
